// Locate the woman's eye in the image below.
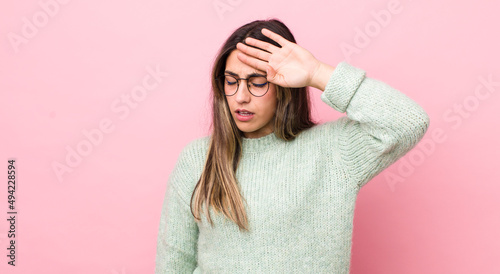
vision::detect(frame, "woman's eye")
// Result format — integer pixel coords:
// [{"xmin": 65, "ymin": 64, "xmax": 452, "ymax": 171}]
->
[{"xmin": 226, "ymin": 81, "xmax": 237, "ymax": 85}]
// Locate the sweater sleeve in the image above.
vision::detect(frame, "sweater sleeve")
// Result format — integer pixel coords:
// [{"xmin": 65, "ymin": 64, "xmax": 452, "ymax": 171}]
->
[
  {"xmin": 320, "ymin": 61, "xmax": 430, "ymax": 188},
  {"xmin": 155, "ymin": 145, "xmax": 199, "ymax": 273}
]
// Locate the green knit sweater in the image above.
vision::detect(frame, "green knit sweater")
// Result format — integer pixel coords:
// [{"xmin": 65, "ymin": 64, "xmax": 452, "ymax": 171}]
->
[{"xmin": 155, "ymin": 61, "xmax": 430, "ymax": 273}]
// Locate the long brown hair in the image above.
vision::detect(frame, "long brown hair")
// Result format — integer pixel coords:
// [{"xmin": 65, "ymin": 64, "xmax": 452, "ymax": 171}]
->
[{"xmin": 190, "ymin": 18, "xmax": 317, "ymax": 232}]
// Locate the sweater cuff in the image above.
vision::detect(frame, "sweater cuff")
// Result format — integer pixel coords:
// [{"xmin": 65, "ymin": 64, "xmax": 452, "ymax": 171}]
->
[{"xmin": 320, "ymin": 61, "xmax": 366, "ymax": 113}]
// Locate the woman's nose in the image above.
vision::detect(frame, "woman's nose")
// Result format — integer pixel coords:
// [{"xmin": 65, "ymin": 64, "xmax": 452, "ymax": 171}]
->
[{"xmin": 235, "ymin": 80, "xmax": 251, "ymax": 102}]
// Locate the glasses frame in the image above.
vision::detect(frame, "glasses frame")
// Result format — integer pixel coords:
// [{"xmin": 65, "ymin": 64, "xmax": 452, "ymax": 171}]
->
[{"xmin": 217, "ymin": 74, "xmax": 270, "ymax": 97}]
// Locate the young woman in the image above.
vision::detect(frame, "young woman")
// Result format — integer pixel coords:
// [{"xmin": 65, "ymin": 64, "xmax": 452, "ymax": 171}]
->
[{"xmin": 155, "ymin": 18, "xmax": 429, "ymax": 273}]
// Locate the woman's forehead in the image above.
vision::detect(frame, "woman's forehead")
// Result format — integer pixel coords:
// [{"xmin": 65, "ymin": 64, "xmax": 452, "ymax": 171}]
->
[{"xmin": 226, "ymin": 49, "xmax": 266, "ymax": 76}]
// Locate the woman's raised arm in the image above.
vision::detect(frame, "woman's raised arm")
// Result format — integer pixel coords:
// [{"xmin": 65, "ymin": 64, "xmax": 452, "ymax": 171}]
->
[{"xmin": 319, "ymin": 61, "xmax": 430, "ymax": 188}]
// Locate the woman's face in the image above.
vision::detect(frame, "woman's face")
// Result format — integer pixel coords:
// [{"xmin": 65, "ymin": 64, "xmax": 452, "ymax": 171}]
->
[{"xmin": 224, "ymin": 49, "xmax": 277, "ymax": 139}]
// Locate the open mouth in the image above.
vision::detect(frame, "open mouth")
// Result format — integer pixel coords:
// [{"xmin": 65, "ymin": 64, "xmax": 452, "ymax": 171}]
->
[
  {"xmin": 237, "ymin": 110, "xmax": 254, "ymax": 116},
  {"xmin": 235, "ymin": 109, "xmax": 255, "ymax": 121}
]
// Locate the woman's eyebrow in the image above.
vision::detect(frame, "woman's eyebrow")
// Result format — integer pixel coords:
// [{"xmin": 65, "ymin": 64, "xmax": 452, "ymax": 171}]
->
[{"xmin": 224, "ymin": 70, "xmax": 266, "ymax": 77}]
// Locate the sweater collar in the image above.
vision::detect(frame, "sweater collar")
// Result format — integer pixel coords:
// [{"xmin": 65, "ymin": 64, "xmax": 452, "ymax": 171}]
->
[{"xmin": 241, "ymin": 131, "xmax": 283, "ymax": 153}]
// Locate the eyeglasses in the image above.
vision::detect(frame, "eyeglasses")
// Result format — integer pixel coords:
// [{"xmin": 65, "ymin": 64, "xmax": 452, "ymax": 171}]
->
[{"xmin": 217, "ymin": 74, "xmax": 270, "ymax": 97}]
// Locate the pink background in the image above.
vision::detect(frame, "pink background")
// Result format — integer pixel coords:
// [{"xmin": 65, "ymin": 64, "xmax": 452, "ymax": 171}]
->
[{"xmin": 1, "ymin": 0, "xmax": 499, "ymax": 273}]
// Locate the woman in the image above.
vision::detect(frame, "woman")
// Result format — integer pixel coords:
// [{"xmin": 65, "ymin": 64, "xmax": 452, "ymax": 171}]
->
[{"xmin": 155, "ymin": 18, "xmax": 429, "ymax": 273}]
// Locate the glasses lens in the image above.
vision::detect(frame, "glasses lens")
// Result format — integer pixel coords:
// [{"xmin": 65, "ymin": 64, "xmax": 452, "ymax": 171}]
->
[
  {"xmin": 249, "ymin": 76, "xmax": 269, "ymax": 96},
  {"xmin": 223, "ymin": 75, "xmax": 238, "ymax": 95},
  {"xmin": 220, "ymin": 75, "xmax": 269, "ymax": 96}
]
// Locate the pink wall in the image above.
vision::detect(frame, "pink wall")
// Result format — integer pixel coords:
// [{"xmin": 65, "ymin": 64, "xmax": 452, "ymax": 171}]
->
[{"xmin": 1, "ymin": 0, "xmax": 499, "ymax": 273}]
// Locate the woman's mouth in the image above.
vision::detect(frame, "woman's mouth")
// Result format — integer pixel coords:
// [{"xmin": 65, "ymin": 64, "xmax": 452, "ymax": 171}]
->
[{"xmin": 235, "ymin": 110, "xmax": 254, "ymax": 121}]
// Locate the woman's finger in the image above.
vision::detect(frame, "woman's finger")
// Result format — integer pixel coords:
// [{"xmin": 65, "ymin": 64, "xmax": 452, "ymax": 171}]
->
[
  {"xmin": 236, "ymin": 51, "xmax": 269, "ymax": 74},
  {"xmin": 236, "ymin": 42, "xmax": 272, "ymax": 62},
  {"xmin": 261, "ymin": 28, "xmax": 290, "ymax": 47},
  {"xmin": 243, "ymin": 37, "xmax": 280, "ymax": 54}
]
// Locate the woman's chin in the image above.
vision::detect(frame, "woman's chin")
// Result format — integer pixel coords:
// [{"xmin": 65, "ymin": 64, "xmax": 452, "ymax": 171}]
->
[{"xmin": 238, "ymin": 127, "xmax": 255, "ymax": 134}]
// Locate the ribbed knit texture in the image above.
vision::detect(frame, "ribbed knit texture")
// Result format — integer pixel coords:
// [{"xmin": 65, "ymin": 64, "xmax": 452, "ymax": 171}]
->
[{"xmin": 155, "ymin": 61, "xmax": 430, "ymax": 273}]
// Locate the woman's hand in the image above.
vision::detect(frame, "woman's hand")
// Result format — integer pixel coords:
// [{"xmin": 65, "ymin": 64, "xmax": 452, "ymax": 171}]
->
[{"xmin": 235, "ymin": 28, "xmax": 334, "ymax": 90}]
